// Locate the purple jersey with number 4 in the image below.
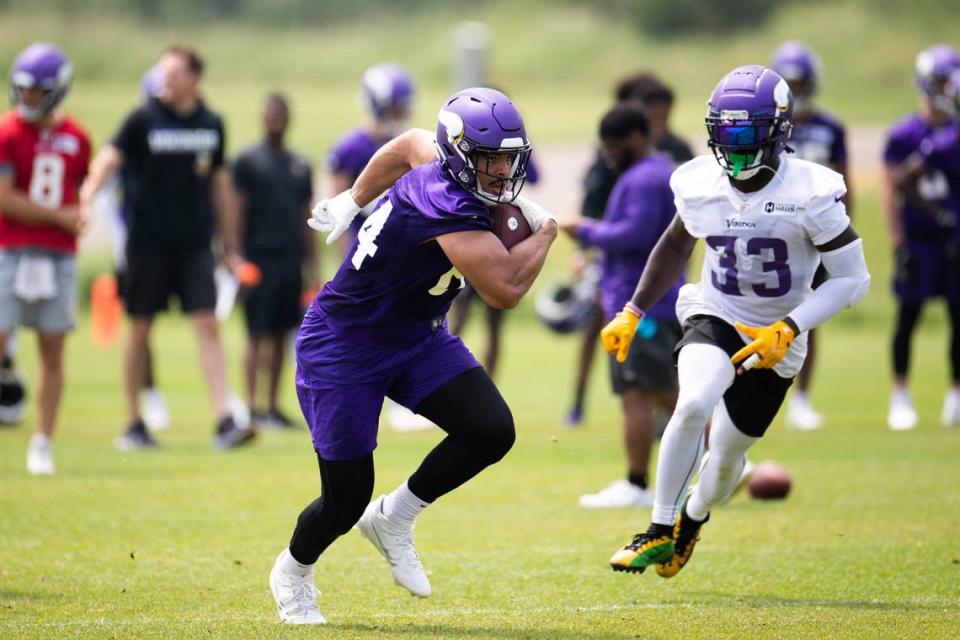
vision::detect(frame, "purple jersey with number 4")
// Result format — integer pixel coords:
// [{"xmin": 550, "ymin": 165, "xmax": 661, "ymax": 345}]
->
[{"xmin": 311, "ymin": 161, "xmax": 491, "ymax": 347}]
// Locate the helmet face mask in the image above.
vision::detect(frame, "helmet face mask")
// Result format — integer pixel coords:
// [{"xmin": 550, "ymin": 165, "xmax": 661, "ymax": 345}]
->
[
  {"xmin": 9, "ymin": 42, "xmax": 72, "ymax": 122},
  {"xmin": 436, "ymin": 88, "xmax": 531, "ymax": 204},
  {"xmin": 705, "ymin": 65, "xmax": 793, "ymax": 181}
]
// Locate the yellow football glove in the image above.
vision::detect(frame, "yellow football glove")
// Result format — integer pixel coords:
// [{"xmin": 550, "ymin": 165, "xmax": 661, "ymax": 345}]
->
[
  {"xmin": 601, "ymin": 304, "xmax": 643, "ymax": 363},
  {"xmin": 731, "ymin": 320, "xmax": 797, "ymax": 372}
]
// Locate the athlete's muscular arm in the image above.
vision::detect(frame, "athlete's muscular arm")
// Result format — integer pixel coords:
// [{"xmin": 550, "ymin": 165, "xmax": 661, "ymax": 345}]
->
[
  {"xmin": 349, "ymin": 128, "xmax": 436, "ymax": 207},
  {"xmin": 628, "ymin": 213, "xmax": 696, "ymax": 310},
  {"xmin": 436, "ymin": 220, "xmax": 558, "ymax": 310},
  {"xmin": 0, "ymin": 172, "xmax": 79, "ymax": 234},
  {"xmin": 78, "ymin": 144, "xmax": 124, "ymax": 228}
]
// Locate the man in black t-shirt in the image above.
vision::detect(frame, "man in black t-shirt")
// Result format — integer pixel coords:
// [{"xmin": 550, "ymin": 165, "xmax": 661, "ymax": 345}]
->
[
  {"xmin": 80, "ymin": 45, "xmax": 252, "ymax": 450},
  {"xmin": 232, "ymin": 94, "xmax": 316, "ymax": 429}
]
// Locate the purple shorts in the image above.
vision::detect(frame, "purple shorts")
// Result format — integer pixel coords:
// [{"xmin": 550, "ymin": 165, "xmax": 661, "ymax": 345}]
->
[
  {"xmin": 294, "ymin": 306, "xmax": 481, "ymax": 461},
  {"xmin": 893, "ymin": 239, "xmax": 959, "ymax": 303}
]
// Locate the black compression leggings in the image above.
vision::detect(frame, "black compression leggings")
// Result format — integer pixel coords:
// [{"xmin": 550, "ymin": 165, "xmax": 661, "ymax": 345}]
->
[
  {"xmin": 288, "ymin": 367, "xmax": 515, "ymax": 564},
  {"xmin": 892, "ymin": 301, "xmax": 960, "ymax": 380}
]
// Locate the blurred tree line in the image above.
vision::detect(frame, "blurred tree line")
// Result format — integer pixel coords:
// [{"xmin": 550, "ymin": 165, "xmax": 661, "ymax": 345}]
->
[{"xmin": 0, "ymin": 0, "xmax": 948, "ymax": 35}]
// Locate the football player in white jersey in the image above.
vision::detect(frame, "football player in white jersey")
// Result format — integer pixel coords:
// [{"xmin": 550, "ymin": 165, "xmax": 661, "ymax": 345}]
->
[{"xmin": 601, "ymin": 65, "xmax": 870, "ymax": 577}]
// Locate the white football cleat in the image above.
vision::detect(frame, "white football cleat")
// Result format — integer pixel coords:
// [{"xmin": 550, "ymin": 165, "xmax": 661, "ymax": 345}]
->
[
  {"xmin": 786, "ymin": 392, "xmax": 823, "ymax": 431},
  {"xmin": 140, "ymin": 387, "xmax": 171, "ymax": 431},
  {"xmin": 269, "ymin": 549, "xmax": 327, "ymax": 625},
  {"xmin": 227, "ymin": 392, "xmax": 251, "ymax": 430},
  {"xmin": 578, "ymin": 479, "xmax": 652, "ymax": 508},
  {"xmin": 385, "ymin": 401, "xmax": 434, "ymax": 433},
  {"xmin": 26, "ymin": 433, "xmax": 55, "ymax": 475},
  {"xmin": 888, "ymin": 389, "xmax": 918, "ymax": 431},
  {"xmin": 357, "ymin": 496, "xmax": 431, "ymax": 597},
  {"xmin": 940, "ymin": 389, "xmax": 960, "ymax": 427}
]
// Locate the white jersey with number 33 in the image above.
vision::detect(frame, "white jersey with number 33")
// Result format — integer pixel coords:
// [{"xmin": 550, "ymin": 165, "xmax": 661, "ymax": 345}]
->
[{"xmin": 672, "ymin": 155, "xmax": 849, "ymax": 377}]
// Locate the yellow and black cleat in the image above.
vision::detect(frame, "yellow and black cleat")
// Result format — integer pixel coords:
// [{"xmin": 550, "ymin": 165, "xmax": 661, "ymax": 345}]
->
[
  {"xmin": 656, "ymin": 503, "xmax": 709, "ymax": 578},
  {"xmin": 610, "ymin": 524, "xmax": 674, "ymax": 574}
]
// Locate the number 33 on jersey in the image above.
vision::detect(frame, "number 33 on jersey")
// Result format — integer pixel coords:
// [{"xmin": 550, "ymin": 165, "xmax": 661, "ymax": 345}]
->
[{"xmin": 672, "ymin": 155, "xmax": 849, "ymax": 377}]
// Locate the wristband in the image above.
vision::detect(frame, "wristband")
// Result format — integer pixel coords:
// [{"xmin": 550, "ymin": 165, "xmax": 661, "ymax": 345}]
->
[{"xmin": 625, "ymin": 302, "xmax": 646, "ymax": 318}]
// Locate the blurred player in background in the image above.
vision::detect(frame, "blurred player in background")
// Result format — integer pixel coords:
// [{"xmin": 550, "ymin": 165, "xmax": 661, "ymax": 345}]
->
[
  {"xmin": 80, "ymin": 45, "xmax": 252, "ymax": 450},
  {"xmin": 770, "ymin": 41, "xmax": 853, "ymax": 431},
  {"xmin": 893, "ymin": 63, "xmax": 960, "ymax": 428},
  {"xmin": 882, "ymin": 44, "xmax": 960, "ymax": 431},
  {"xmin": 602, "ymin": 66, "xmax": 869, "ymax": 577},
  {"xmin": 92, "ymin": 63, "xmax": 171, "ymax": 432},
  {"xmin": 0, "ymin": 43, "xmax": 91, "ymax": 474},
  {"xmin": 561, "ymin": 104, "xmax": 680, "ymax": 509},
  {"xmin": 268, "ymin": 89, "xmax": 557, "ymax": 624},
  {"xmin": 564, "ymin": 73, "xmax": 692, "ymax": 427},
  {"xmin": 232, "ymin": 93, "xmax": 317, "ymax": 429}
]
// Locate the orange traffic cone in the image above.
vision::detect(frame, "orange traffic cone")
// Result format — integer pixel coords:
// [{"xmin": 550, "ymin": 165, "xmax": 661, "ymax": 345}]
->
[{"xmin": 91, "ymin": 273, "xmax": 122, "ymax": 348}]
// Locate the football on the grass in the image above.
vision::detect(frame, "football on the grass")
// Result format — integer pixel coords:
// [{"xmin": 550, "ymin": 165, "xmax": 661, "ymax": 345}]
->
[
  {"xmin": 491, "ymin": 203, "xmax": 532, "ymax": 249},
  {"xmin": 748, "ymin": 461, "xmax": 792, "ymax": 500}
]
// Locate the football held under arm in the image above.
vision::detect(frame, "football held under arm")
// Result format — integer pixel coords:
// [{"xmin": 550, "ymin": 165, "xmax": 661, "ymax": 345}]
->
[{"xmin": 786, "ymin": 224, "xmax": 870, "ymax": 333}]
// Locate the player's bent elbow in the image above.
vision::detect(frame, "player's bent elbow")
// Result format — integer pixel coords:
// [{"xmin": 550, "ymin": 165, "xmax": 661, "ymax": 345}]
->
[{"xmin": 474, "ymin": 285, "xmax": 521, "ymax": 310}]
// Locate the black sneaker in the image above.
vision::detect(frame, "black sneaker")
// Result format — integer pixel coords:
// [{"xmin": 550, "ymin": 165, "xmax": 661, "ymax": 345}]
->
[
  {"xmin": 213, "ymin": 415, "xmax": 256, "ymax": 450},
  {"xmin": 260, "ymin": 409, "xmax": 296, "ymax": 430},
  {"xmin": 656, "ymin": 498, "xmax": 710, "ymax": 578},
  {"xmin": 114, "ymin": 419, "xmax": 159, "ymax": 451}
]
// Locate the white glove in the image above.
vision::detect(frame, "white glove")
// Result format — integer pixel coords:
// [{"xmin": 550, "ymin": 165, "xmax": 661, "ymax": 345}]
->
[
  {"xmin": 512, "ymin": 195, "xmax": 556, "ymax": 232},
  {"xmin": 308, "ymin": 191, "xmax": 362, "ymax": 245}
]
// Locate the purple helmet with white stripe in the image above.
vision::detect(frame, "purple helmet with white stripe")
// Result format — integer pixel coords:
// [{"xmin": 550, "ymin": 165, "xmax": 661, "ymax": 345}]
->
[
  {"xmin": 705, "ymin": 65, "xmax": 793, "ymax": 181},
  {"xmin": 9, "ymin": 42, "xmax": 73, "ymax": 121},
  {"xmin": 435, "ymin": 87, "xmax": 531, "ymax": 203},
  {"xmin": 770, "ymin": 41, "xmax": 820, "ymax": 96},
  {"xmin": 362, "ymin": 63, "xmax": 414, "ymax": 122},
  {"xmin": 915, "ymin": 44, "xmax": 960, "ymax": 97}
]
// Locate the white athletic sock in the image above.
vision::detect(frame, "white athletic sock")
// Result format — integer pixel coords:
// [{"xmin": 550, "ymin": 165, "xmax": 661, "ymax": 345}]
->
[
  {"xmin": 382, "ymin": 481, "xmax": 429, "ymax": 527},
  {"xmin": 651, "ymin": 343, "xmax": 735, "ymax": 525},
  {"xmin": 280, "ymin": 547, "xmax": 313, "ymax": 577}
]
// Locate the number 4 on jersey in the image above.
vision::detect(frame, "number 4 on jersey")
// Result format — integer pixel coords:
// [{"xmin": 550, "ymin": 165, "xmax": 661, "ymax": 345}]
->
[{"xmin": 352, "ymin": 201, "xmax": 393, "ymax": 269}]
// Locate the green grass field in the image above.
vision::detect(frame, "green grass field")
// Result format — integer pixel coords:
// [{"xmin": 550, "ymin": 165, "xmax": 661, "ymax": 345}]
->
[{"xmin": 2, "ymin": 1, "xmax": 960, "ymax": 637}]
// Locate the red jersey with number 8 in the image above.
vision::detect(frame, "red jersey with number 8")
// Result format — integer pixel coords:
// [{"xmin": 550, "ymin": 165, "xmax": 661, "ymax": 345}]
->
[{"xmin": 0, "ymin": 111, "xmax": 91, "ymax": 253}]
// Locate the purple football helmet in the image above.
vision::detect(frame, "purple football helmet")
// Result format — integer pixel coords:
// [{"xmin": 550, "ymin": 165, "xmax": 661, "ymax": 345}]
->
[
  {"xmin": 8, "ymin": 42, "xmax": 73, "ymax": 121},
  {"xmin": 705, "ymin": 65, "xmax": 793, "ymax": 180},
  {"xmin": 362, "ymin": 63, "xmax": 414, "ymax": 122},
  {"xmin": 140, "ymin": 64, "xmax": 163, "ymax": 102},
  {"xmin": 916, "ymin": 44, "xmax": 960, "ymax": 114},
  {"xmin": 770, "ymin": 41, "xmax": 820, "ymax": 96},
  {"xmin": 435, "ymin": 87, "xmax": 531, "ymax": 204}
]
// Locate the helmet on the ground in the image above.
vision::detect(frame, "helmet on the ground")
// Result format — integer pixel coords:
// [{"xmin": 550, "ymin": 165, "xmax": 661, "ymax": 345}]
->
[
  {"xmin": 435, "ymin": 87, "xmax": 531, "ymax": 203},
  {"xmin": 535, "ymin": 265, "xmax": 600, "ymax": 334},
  {"xmin": 0, "ymin": 360, "xmax": 26, "ymax": 425},
  {"xmin": 705, "ymin": 65, "xmax": 793, "ymax": 181},
  {"xmin": 9, "ymin": 42, "xmax": 73, "ymax": 121}
]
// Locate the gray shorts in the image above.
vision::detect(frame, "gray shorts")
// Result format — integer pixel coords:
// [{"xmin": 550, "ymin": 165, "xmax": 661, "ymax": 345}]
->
[
  {"xmin": 609, "ymin": 317, "xmax": 681, "ymax": 393},
  {"xmin": 0, "ymin": 249, "xmax": 77, "ymax": 334}
]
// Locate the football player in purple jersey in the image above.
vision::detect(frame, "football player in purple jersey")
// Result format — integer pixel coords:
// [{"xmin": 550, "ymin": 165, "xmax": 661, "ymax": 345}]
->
[
  {"xmin": 268, "ymin": 88, "xmax": 557, "ymax": 624},
  {"xmin": 882, "ymin": 44, "xmax": 960, "ymax": 431},
  {"xmin": 771, "ymin": 41, "xmax": 853, "ymax": 431},
  {"xmin": 893, "ymin": 66, "xmax": 960, "ymax": 428}
]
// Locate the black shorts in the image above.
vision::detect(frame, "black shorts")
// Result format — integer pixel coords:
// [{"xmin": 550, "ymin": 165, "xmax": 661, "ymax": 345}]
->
[
  {"xmin": 609, "ymin": 318, "xmax": 681, "ymax": 393},
  {"xmin": 243, "ymin": 257, "xmax": 303, "ymax": 335},
  {"xmin": 675, "ymin": 315, "xmax": 793, "ymax": 438},
  {"xmin": 125, "ymin": 248, "xmax": 216, "ymax": 317}
]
